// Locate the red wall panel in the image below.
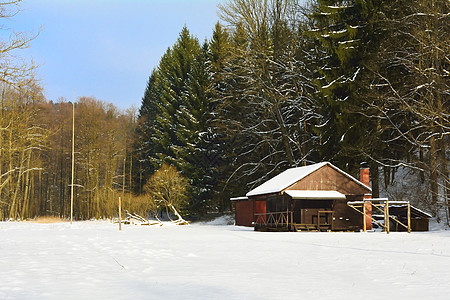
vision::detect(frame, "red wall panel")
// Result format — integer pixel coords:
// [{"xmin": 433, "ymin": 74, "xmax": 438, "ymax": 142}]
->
[
  {"xmin": 235, "ymin": 200, "xmax": 266, "ymax": 227},
  {"xmin": 235, "ymin": 201, "xmax": 254, "ymax": 227}
]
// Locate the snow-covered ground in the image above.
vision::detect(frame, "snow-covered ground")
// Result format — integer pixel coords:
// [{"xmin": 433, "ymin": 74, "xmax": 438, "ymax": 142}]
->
[{"xmin": 1, "ymin": 220, "xmax": 449, "ymax": 300}]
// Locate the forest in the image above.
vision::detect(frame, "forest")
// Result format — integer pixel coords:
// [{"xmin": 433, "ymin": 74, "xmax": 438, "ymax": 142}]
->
[{"xmin": 0, "ymin": 0, "xmax": 448, "ymax": 224}]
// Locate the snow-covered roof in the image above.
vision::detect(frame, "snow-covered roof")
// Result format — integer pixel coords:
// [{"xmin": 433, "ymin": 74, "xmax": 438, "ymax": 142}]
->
[
  {"xmin": 410, "ymin": 206, "xmax": 432, "ymax": 218},
  {"xmin": 246, "ymin": 162, "xmax": 327, "ymax": 197},
  {"xmin": 230, "ymin": 196, "xmax": 248, "ymax": 201},
  {"xmin": 285, "ymin": 190, "xmax": 346, "ymax": 200},
  {"xmin": 246, "ymin": 162, "xmax": 371, "ymax": 197},
  {"xmin": 390, "ymin": 205, "xmax": 432, "ymax": 219}
]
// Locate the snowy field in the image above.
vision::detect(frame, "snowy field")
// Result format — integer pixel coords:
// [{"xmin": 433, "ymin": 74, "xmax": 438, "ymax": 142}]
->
[{"xmin": 1, "ymin": 220, "xmax": 450, "ymax": 300}]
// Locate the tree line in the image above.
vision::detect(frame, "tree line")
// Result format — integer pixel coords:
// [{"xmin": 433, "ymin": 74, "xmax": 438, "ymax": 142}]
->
[{"xmin": 0, "ymin": 0, "xmax": 448, "ymax": 223}]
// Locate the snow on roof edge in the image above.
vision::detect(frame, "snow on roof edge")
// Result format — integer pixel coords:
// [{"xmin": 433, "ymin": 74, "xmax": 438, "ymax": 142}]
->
[
  {"xmin": 285, "ymin": 190, "xmax": 346, "ymax": 200},
  {"xmin": 230, "ymin": 196, "xmax": 248, "ymax": 201},
  {"xmin": 390, "ymin": 204, "xmax": 433, "ymax": 218}
]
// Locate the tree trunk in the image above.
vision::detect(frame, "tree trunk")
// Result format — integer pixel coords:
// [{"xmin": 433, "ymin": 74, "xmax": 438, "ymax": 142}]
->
[
  {"xmin": 20, "ymin": 151, "xmax": 32, "ymax": 218},
  {"xmin": 370, "ymin": 161, "xmax": 380, "ymax": 198},
  {"xmin": 419, "ymin": 147, "xmax": 425, "ymax": 183},
  {"xmin": 274, "ymin": 105, "xmax": 294, "ymax": 166},
  {"xmin": 438, "ymin": 137, "xmax": 449, "ymax": 225},
  {"xmin": 9, "ymin": 150, "xmax": 25, "ymax": 220},
  {"xmin": 383, "ymin": 166, "xmax": 390, "ymax": 189},
  {"xmin": 429, "ymin": 136, "xmax": 439, "ymax": 210},
  {"xmin": 168, "ymin": 204, "xmax": 189, "ymax": 225}
]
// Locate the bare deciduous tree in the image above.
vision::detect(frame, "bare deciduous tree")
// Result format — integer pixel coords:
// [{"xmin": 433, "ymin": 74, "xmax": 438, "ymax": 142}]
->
[
  {"xmin": 144, "ymin": 164, "xmax": 189, "ymax": 225},
  {"xmin": 364, "ymin": 0, "xmax": 449, "ymax": 223},
  {"xmin": 217, "ymin": 0, "xmax": 322, "ymax": 189},
  {"xmin": 0, "ymin": 0, "xmax": 39, "ymax": 91}
]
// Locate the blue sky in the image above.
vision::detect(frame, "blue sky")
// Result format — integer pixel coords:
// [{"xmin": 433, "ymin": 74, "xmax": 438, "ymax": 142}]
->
[{"xmin": 11, "ymin": 0, "xmax": 224, "ymax": 110}]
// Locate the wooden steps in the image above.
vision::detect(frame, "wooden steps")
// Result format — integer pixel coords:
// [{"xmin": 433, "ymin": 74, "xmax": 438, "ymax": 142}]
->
[
  {"xmin": 293, "ymin": 224, "xmax": 319, "ymax": 232},
  {"xmin": 293, "ymin": 223, "xmax": 332, "ymax": 232}
]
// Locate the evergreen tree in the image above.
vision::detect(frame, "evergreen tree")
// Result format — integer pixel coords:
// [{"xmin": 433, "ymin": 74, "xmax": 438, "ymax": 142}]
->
[
  {"xmin": 208, "ymin": 22, "xmax": 237, "ymax": 212},
  {"xmin": 209, "ymin": 22, "xmax": 231, "ymax": 100},
  {"xmin": 134, "ymin": 71, "xmax": 159, "ymax": 193},
  {"xmin": 155, "ymin": 26, "xmax": 201, "ymax": 164},
  {"xmin": 309, "ymin": 0, "xmax": 384, "ymax": 174},
  {"xmin": 176, "ymin": 41, "xmax": 215, "ymax": 215},
  {"xmin": 136, "ymin": 26, "xmax": 219, "ymax": 216}
]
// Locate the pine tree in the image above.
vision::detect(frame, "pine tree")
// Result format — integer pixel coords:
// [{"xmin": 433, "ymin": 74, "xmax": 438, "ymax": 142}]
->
[
  {"xmin": 136, "ymin": 26, "xmax": 219, "ymax": 216},
  {"xmin": 176, "ymin": 42, "xmax": 215, "ymax": 215},
  {"xmin": 209, "ymin": 22, "xmax": 231, "ymax": 100},
  {"xmin": 208, "ymin": 22, "xmax": 237, "ymax": 212},
  {"xmin": 153, "ymin": 27, "xmax": 202, "ymax": 167},
  {"xmin": 134, "ymin": 71, "xmax": 159, "ymax": 192},
  {"xmin": 309, "ymin": 0, "xmax": 385, "ymax": 174}
]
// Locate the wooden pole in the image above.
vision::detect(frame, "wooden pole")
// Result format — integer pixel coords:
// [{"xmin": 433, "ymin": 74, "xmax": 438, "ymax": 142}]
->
[
  {"xmin": 70, "ymin": 100, "xmax": 75, "ymax": 224},
  {"xmin": 122, "ymin": 157, "xmax": 126, "ymax": 208},
  {"xmin": 118, "ymin": 196, "xmax": 122, "ymax": 231},
  {"xmin": 363, "ymin": 202, "xmax": 367, "ymax": 232},
  {"xmin": 407, "ymin": 202, "xmax": 411, "ymax": 233},
  {"xmin": 385, "ymin": 200, "xmax": 390, "ymax": 234},
  {"xmin": 129, "ymin": 153, "xmax": 132, "ymax": 210}
]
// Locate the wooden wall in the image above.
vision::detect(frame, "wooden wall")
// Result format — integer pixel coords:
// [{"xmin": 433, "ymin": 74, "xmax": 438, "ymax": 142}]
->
[
  {"xmin": 332, "ymin": 199, "xmax": 363, "ymax": 231},
  {"xmin": 395, "ymin": 218, "xmax": 429, "ymax": 232},
  {"xmin": 282, "ymin": 165, "xmax": 368, "ymax": 231},
  {"xmin": 235, "ymin": 201, "xmax": 253, "ymax": 226},
  {"xmin": 286, "ymin": 164, "xmax": 369, "ymax": 195},
  {"xmin": 235, "ymin": 200, "xmax": 266, "ymax": 227}
]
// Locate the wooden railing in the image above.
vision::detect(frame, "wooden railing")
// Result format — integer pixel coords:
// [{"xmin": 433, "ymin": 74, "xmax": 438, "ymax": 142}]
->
[{"xmin": 254, "ymin": 211, "xmax": 293, "ymax": 231}]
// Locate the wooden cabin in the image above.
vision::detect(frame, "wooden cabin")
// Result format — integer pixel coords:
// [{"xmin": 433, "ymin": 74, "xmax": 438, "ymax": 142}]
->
[
  {"xmin": 232, "ymin": 162, "xmax": 431, "ymax": 232},
  {"xmin": 232, "ymin": 162, "xmax": 371, "ymax": 231}
]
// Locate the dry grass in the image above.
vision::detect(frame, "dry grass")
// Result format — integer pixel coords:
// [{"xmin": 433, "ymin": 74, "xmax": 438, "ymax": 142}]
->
[{"xmin": 33, "ymin": 216, "xmax": 66, "ymax": 223}]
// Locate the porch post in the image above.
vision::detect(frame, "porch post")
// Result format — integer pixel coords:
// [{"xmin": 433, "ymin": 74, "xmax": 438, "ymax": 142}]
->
[
  {"xmin": 407, "ymin": 202, "xmax": 411, "ymax": 233},
  {"xmin": 286, "ymin": 208, "xmax": 289, "ymax": 230},
  {"xmin": 385, "ymin": 200, "xmax": 390, "ymax": 234},
  {"xmin": 363, "ymin": 201, "xmax": 367, "ymax": 232}
]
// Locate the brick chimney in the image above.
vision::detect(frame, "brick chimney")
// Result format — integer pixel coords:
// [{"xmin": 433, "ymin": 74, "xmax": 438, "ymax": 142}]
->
[
  {"xmin": 360, "ymin": 167, "xmax": 370, "ymax": 189},
  {"xmin": 360, "ymin": 167, "xmax": 372, "ymax": 230}
]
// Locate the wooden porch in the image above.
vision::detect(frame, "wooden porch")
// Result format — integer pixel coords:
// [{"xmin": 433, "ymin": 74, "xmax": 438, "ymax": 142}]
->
[
  {"xmin": 254, "ymin": 211, "xmax": 292, "ymax": 232},
  {"xmin": 254, "ymin": 210, "xmax": 334, "ymax": 232}
]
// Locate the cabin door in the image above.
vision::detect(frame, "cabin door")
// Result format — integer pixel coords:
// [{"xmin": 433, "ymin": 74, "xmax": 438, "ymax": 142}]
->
[
  {"xmin": 291, "ymin": 200, "xmax": 302, "ymax": 223},
  {"xmin": 301, "ymin": 208, "xmax": 318, "ymax": 224}
]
